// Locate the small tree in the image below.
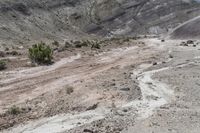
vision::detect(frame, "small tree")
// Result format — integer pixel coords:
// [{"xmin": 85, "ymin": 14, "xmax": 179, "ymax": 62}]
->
[{"xmin": 29, "ymin": 42, "xmax": 53, "ymax": 64}]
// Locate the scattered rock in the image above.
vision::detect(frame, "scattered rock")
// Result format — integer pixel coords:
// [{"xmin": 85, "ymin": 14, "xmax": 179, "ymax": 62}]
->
[
  {"xmin": 86, "ymin": 103, "xmax": 98, "ymax": 111},
  {"xmin": 77, "ymin": 122, "xmax": 81, "ymax": 125},
  {"xmin": 110, "ymin": 83, "xmax": 116, "ymax": 86},
  {"xmin": 187, "ymin": 40, "xmax": 194, "ymax": 44},
  {"xmin": 152, "ymin": 62, "xmax": 157, "ymax": 65},
  {"xmin": 5, "ymin": 47, "xmax": 9, "ymax": 51},
  {"xmin": 83, "ymin": 129, "xmax": 94, "ymax": 133},
  {"xmin": 65, "ymin": 86, "xmax": 74, "ymax": 94},
  {"xmin": 18, "ymin": 46, "xmax": 24, "ymax": 49},
  {"xmin": 122, "ymin": 109, "xmax": 128, "ymax": 112},
  {"xmin": 0, "ymin": 51, "xmax": 5, "ymax": 57},
  {"xmin": 7, "ymin": 51, "xmax": 20, "ymax": 56},
  {"xmin": 169, "ymin": 54, "xmax": 173, "ymax": 58},
  {"xmin": 180, "ymin": 42, "xmax": 188, "ymax": 46},
  {"xmin": 120, "ymin": 87, "xmax": 130, "ymax": 91}
]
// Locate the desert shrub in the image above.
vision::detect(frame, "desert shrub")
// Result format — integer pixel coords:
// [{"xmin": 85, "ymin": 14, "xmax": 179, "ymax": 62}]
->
[
  {"xmin": 8, "ymin": 105, "xmax": 21, "ymax": 115},
  {"xmin": 0, "ymin": 60, "xmax": 6, "ymax": 70},
  {"xmin": 65, "ymin": 41, "xmax": 72, "ymax": 48},
  {"xmin": 52, "ymin": 40, "xmax": 59, "ymax": 47},
  {"xmin": 81, "ymin": 40, "xmax": 89, "ymax": 47},
  {"xmin": 74, "ymin": 40, "xmax": 90, "ymax": 48},
  {"xmin": 74, "ymin": 41, "xmax": 83, "ymax": 48},
  {"xmin": 0, "ymin": 51, "xmax": 5, "ymax": 57},
  {"xmin": 5, "ymin": 47, "xmax": 9, "ymax": 51},
  {"xmin": 66, "ymin": 86, "xmax": 74, "ymax": 94},
  {"xmin": 29, "ymin": 42, "xmax": 53, "ymax": 64},
  {"xmin": 91, "ymin": 42, "xmax": 101, "ymax": 49},
  {"xmin": 5, "ymin": 50, "xmax": 20, "ymax": 56},
  {"xmin": 10, "ymin": 51, "xmax": 20, "ymax": 56}
]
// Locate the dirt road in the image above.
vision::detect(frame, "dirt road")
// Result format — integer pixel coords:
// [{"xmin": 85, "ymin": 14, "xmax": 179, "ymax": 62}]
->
[{"xmin": 2, "ymin": 38, "xmax": 200, "ymax": 133}]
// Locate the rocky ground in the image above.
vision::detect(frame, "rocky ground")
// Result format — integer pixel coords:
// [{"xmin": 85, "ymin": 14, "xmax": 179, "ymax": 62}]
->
[
  {"xmin": 0, "ymin": 37, "xmax": 200, "ymax": 133},
  {"xmin": 0, "ymin": 0, "xmax": 200, "ymax": 45}
]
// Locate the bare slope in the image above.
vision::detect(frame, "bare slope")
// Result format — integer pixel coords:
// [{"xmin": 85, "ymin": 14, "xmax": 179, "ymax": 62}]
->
[
  {"xmin": 0, "ymin": 0, "xmax": 200, "ymax": 46},
  {"xmin": 170, "ymin": 16, "xmax": 200, "ymax": 39}
]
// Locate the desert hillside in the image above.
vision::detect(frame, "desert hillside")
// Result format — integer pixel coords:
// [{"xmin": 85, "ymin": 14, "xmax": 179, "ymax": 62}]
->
[
  {"xmin": 0, "ymin": 1, "xmax": 200, "ymax": 133},
  {"xmin": 170, "ymin": 15, "xmax": 200, "ymax": 39},
  {"xmin": 0, "ymin": 0, "xmax": 200, "ymax": 46}
]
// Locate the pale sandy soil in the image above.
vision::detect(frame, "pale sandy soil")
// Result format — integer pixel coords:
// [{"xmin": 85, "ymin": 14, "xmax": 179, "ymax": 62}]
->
[{"xmin": 1, "ymin": 38, "xmax": 200, "ymax": 133}]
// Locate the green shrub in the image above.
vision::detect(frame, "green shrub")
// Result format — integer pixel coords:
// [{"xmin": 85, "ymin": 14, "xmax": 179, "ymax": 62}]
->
[
  {"xmin": 0, "ymin": 60, "xmax": 6, "ymax": 70},
  {"xmin": 8, "ymin": 105, "xmax": 21, "ymax": 115},
  {"xmin": 29, "ymin": 42, "xmax": 53, "ymax": 64}
]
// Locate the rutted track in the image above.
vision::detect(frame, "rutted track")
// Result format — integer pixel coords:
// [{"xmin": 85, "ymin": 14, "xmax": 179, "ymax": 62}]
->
[
  {"xmin": 0, "ymin": 39, "xmax": 181, "ymax": 133},
  {"xmin": 0, "ymin": 46, "xmax": 143, "ymax": 113},
  {"xmin": 3, "ymin": 62, "xmax": 175, "ymax": 133}
]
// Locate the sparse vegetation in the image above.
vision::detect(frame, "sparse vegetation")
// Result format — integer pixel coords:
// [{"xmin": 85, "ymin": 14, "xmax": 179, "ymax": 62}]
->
[
  {"xmin": 5, "ymin": 47, "xmax": 9, "ymax": 51},
  {"xmin": 64, "ymin": 40, "xmax": 94, "ymax": 49},
  {"xmin": 91, "ymin": 42, "xmax": 101, "ymax": 49},
  {"xmin": 29, "ymin": 42, "xmax": 53, "ymax": 64},
  {"xmin": 0, "ymin": 51, "xmax": 5, "ymax": 57},
  {"xmin": 8, "ymin": 105, "xmax": 21, "ymax": 115},
  {"xmin": 10, "ymin": 51, "xmax": 19, "ymax": 56},
  {"xmin": 74, "ymin": 41, "xmax": 83, "ymax": 48},
  {"xmin": 0, "ymin": 60, "xmax": 6, "ymax": 70},
  {"xmin": 65, "ymin": 41, "xmax": 73, "ymax": 48},
  {"xmin": 52, "ymin": 40, "xmax": 59, "ymax": 47},
  {"xmin": 66, "ymin": 86, "xmax": 74, "ymax": 94},
  {"xmin": 74, "ymin": 40, "xmax": 89, "ymax": 48}
]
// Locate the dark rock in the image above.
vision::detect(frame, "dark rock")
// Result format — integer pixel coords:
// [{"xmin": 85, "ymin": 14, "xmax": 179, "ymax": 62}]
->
[
  {"xmin": 0, "ymin": 51, "xmax": 5, "ymax": 57},
  {"xmin": 120, "ymin": 87, "xmax": 130, "ymax": 91},
  {"xmin": 152, "ymin": 62, "xmax": 157, "ymax": 65},
  {"xmin": 110, "ymin": 83, "xmax": 116, "ymax": 86},
  {"xmin": 123, "ymin": 109, "xmax": 128, "ymax": 112},
  {"xmin": 77, "ymin": 122, "xmax": 81, "ymax": 125},
  {"xmin": 83, "ymin": 129, "xmax": 94, "ymax": 133},
  {"xmin": 187, "ymin": 40, "xmax": 194, "ymax": 44},
  {"xmin": 169, "ymin": 54, "xmax": 173, "ymax": 58},
  {"xmin": 180, "ymin": 42, "xmax": 188, "ymax": 46},
  {"xmin": 86, "ymin": 103, "xmax": 98, "ymax": 111}
]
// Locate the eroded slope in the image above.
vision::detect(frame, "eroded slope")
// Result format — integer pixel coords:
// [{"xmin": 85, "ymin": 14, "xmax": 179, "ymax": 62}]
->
[{"xmin": 0, "ymin": 0, "xmax": 200, "ymax": 46}]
